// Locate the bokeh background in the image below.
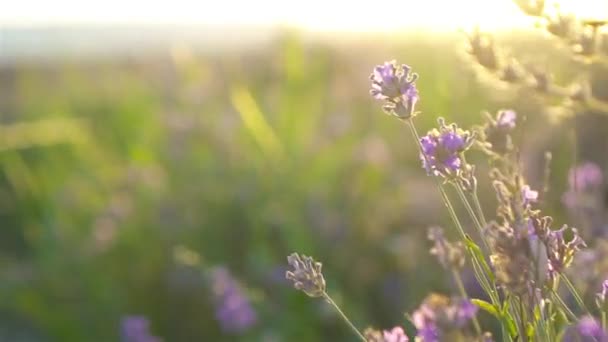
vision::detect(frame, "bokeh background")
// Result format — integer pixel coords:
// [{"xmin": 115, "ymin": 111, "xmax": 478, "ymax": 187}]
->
[{"xmin": 1, "ymin": 0, "xmax": 608, "ymax": 340}]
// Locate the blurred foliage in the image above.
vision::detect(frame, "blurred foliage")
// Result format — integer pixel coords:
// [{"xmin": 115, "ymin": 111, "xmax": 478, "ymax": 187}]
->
[{"xmin": 0, "ymin": 29, "xmax": 605, "ymax": 341}]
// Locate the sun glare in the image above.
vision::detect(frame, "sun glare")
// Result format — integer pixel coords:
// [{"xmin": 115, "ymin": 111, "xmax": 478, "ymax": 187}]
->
[{"xmin": 0, "ymin": 0, "xmax": 606, "ymax": 31}]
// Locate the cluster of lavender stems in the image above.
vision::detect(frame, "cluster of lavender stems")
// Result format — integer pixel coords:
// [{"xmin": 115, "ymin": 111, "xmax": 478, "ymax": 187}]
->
[{"xmin": 284, "ymin": 58, "xmax": 608, "ymax": 342}]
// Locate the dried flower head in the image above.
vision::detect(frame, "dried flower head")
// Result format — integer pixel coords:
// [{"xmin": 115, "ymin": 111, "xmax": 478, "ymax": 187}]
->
[
  {"xmin": 467, "ymin": 28, "xmax": 500, "ymax": 71},
  {"xmin": 364, "ymin": 327, "xmax": 410, "ymax": 342},
  {"xmin": 370, "ymin": 61, "xmax": 419, "ymax": 119},
  {"xmin": 546, "ymin": 226, "xmax": 586, "ymax": 278},
  {"xmin": 285, "ymin": 253, "xmax": 326, "ymax": 298},
  {"xmin": 478, "ymin": 109, "xmax": 517, "ymax": 156},
  {"xmin": 485, "ymin": 221, "xmax": 534, "ymax": 294},
  {"xmin": 428, "ymin": 227, "xmax": 466, "ymax": 270},
  {"xmin": 420, "ymin": 119, "xmax": 474, "ymax": 178}
]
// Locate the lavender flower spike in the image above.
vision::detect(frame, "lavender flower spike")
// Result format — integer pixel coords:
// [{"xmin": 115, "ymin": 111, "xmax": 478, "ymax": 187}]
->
[
  {"xmin": 285, "ymin": 253, "xmax": 326, "ymax": 298},
  {"xmin": 211, "ymin": 267, "xmax": 257, "ymax": 334},
  {"xmin": 364, "ymin": 327, "xmax": 410, "ymax": 342},
  {"xmin": 419, "ymin": 120, "xmax": 473, "ymax": 178},
  {"xmin": 121, "ymin": 316, "xmax": 161, "ymax": 342},
  {"xmin": 370, "ymin": 61, "xmax": 419, "ymax": 119},
  {"xmin": 563, "ymin": 316, "xmax": 608, "ymax": 342}
]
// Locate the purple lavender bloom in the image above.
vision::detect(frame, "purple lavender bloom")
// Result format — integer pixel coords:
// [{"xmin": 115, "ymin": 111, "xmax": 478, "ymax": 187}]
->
[
  {"xmin": 598, "ymin": 279, "xmax": 608, "ymax": 303},
  {"xmin": 382, "ymin": 327, "xmax": 410, "ymax": 342},
  {"xmin": 370, "ymin": 61, "xmax": 419, "ymax": 119},
  {"xmin": 563, "ymin": 316, "xmax": 608, "ymax": 342},
  {"xmin": 121, "ymin": 316, "xmax": 161, "ymax": 342},
  {"xmin": 522, "ymin": 185, "xmax": 539, "ymax": 206},
  {"xmin": 419, "ymin": 122, "xmax": 472, "ymax": 177},
  {"xmin": 411, "ymin": 294, "xmax": 477, "ymax": 341},
  {"xmin": 568, "ymin": 162, "xmax": 603, "ymax": 192},
  {"xmin": 496, "ymin": 110, "xmax": 517, "ymax": 130},
  {"xmin": 453, "ymin": 299, "xmax": 478, "ymax": 327},
  {"xmin": 211, "ymin": 267, "xmax": 257, "ymax": 334}
]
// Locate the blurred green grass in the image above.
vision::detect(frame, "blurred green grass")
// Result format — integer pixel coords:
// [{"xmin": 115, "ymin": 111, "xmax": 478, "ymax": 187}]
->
[{"xmin": 0, "ymin": 30, "xmax": 591, "ymax": 341}]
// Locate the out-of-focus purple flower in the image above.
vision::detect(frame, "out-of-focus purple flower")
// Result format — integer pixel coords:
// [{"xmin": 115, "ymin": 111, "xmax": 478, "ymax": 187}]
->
[
  {"xmin": 568, "ymin": 163, "xmax": 603, "ymax": 192},
  {"xmin": 563, "ymin": 316, "xmax": 608, "ymax": 342},
  {"xmin": 496, "ymin": 110, "xmax": 517, "ymax": 130},
  {"xmin": 428, "ymin": 227, "xmax": 465, "ymax": 270},
  {"xmin": 382, "ymin": 327, "xmax": 410, "ymax": 342},
  {"xmin": 370, "ymin": 61, "xmax": 419, "ymax": 119},
  {"xmin": 364, "ymin": 327, "xmax": 410, "ymax": 342},
  {"xmin": 211, "ymin": 267, "xmax": 257, "ymax": 334},
  {"xmin": 522, "ymin": 185, "xmax": 539, "ymax": 206},
  {"xmin": 419, "ymin": 121, "xmax": 472, "ymax": 178},
  {"xmin": 453, "ymin": 299, "xmax": 478, "ymax": 326},
  {"xmin": 598, "ymin": 279, "xmax": 608, "ymax": 303},
  {"xmin": 411, "ymin": 294, "xmax": 477, "ymax": 341},
  {"xmin": 121, "ymin": 316, "xmax": 161, "ymax": 342}
]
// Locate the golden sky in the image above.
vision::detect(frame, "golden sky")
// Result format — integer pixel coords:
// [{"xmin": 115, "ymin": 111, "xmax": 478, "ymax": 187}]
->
[{"xmin": 0, "ymin": 0, "xmax": 605, "ymax": 31}]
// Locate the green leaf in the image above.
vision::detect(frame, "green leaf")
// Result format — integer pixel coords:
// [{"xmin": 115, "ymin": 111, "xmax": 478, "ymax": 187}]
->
[
  {"xmin": 471, "ymin": 299, "xmax": 500, "ymax": 318},
  {"xmin": 464, "ymin": 234, "xmax": 495, "ymax": 283}
]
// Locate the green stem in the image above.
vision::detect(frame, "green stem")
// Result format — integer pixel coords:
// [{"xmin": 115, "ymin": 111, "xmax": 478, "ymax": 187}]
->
[
  {"xmin": 561, "ymin": 274, "xmax": 590, "ymax": 314},
  {"xmin": 551, "ymin": 289, "xmax": 578, "ymax": 322},
  {"xmin": 454, "ymin": 185, "xmax": 490, "ymax": 251},
  {"xmin": 323, "ymin": 293, "xmax": 367, "ymax": 342},
  {"xmin": 471, "ymin": 189, "xmax": 488, "ymax": 227}
]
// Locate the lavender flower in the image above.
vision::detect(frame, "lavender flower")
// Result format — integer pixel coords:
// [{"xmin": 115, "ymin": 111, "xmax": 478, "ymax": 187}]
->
[
  {"xmin": 419, "ymin": 120, "xmax": 473, "ymax": 178},
  {"xmin": 568, "ymin": 162, "xmax": 603, "ymax": 192},
  {"xmin": 411, "ymin": 294, "xmax": 477, "ymax": 341},
  {"xmin": 121, "ymin": 316, "xmax": 161, "ymax": 342},
  {"xmin": 485, "ymin": 221, "xmax": 533, "ymax": 294},
  {"xmin": 495, "ymin": 109, "xmax": 516, "ymax": 130},
  {"xmin": 479, "ymin": 109, "xmax": 517, "ymax": 156},
  {"xmin": 563, "ymin": 316, "xmax": 608, "ymax": 342},
  {"xmin": 364, "ymin": 327, "xmax": 410, "ymax": 342},
  {"xmin": 428, "ymin": 227, "xmax": 465, "ymax": 270},
  {"xmin": 522, "ymin": 185, "xmax": 539, "ymax": 207},
  {"xmin": 546, "ymin": 226, "xmax": 586, "ymax": 278},
  {"xmin": 370, "ymin": 61, "xmax": 419, "ymax": 119},
  {"xmin": 285, "ymin": 253, "xmax": 326, "ymax": 298},
  {"xmin": 211, "ymin": 267, "xmax": 257, "ymax": 334}
]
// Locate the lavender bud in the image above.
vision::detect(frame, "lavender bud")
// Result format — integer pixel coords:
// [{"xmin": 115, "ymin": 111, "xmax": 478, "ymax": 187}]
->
[{"xmin": 285, "ymin": 253, "xmax": 326, "ymax": 298}]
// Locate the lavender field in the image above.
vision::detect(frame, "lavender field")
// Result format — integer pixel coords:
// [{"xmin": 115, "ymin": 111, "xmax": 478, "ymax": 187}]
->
[{"xmin": 1, "ymin": 1, "xmax": 608, "ymax": 341}]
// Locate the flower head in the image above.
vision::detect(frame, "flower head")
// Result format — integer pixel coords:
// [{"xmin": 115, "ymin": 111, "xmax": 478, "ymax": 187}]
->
[
  {"xmin": 364, "ymin": 327, "xmax": 410, "ymax": 342},
  {"xmin": 411, "ymin": 294, "xmax": 477, "ymax": 341},
  {"xmin": 285, "ymin": 253, "xmax": 326, "ymax": 298},
  {"xmin": 546, "ymin": 226, "xmax": 586, "ymax": 278},
  {"xmin": 496, "ymin": 110, "xmax": 517, "ymax": 130},
  {"xmin": 121, "ymin": 316, "xmax": 161, "ymax": 342},
  {"xmin": 428, "ymin": 227, "xmax": 465, "ymax": 270},
  {"xmin": 568, "ymin": 162, "xmax": 603, "ymax": 192},
  {"xmin": 370, "ymin": 61, "xmax": 419, "ymax": 119},
  {"xmin": 563, "ymin": 316, "xmax": 608, "ymax": 342},
  {"xmin": 419, "ymin": 120, "xmax": 473, "ymax": 178},
  {"xmin": 479, "ymin": 109, "xmax": 517, "ymax": 156},
  {"xmin": 211, "ymin": 267, "xmax": 257, "ymax": 333}
]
